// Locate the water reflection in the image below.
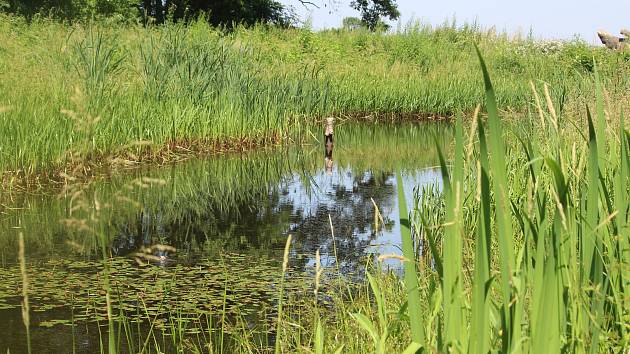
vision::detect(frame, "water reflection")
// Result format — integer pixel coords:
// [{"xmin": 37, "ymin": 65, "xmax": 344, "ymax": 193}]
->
[
  {"xmin": 324, "ymin": 116, "xmax": 334, "ymax": 175},
  {"xmin": 105, "ymin": 164, "xmax": 442, "ymax": 273},
  {"xmin": 0, "ymin": 122, "xmax": 452, "ymax": 353},
  {"xmin": 0, "ymin": 122, "xmax": 452, "ymax": 266}
]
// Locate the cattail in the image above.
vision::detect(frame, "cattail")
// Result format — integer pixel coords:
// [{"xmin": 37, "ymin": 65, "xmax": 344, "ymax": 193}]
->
[
  {"xmin": 105, "ymin": 291, "xmax": 113, "ymax": 321},
  {"xmin": 282, "ymin": 234, "xmax": 292, "ymax": 273},
  {"xmin": 466, "ymin": 104, "xmax": 480, "ymax": 160},
  {"xmin": 377, "ymin": 254, "xmax": 409, "ymax": 263},
  {"xmin": 529, "ymin": 81, "xmax": 546, "ymax": 128},
  {"xmin": 370, "ymin": 198, "xmax": 385, "ymax": 232},
  {"xmin": 18, "ymin": 232, "xmax": 32, "ymax": 354},
  {"xmin": 314, "ymin": 249, "xmax": 323, "ymax": 302},
  {"xmin": 543, "ymin": 83, "xmax": 558, "ymax": 131},
  {"xmin": 276, "ymin": 234, "xmax": 293, "ymax": 354}
]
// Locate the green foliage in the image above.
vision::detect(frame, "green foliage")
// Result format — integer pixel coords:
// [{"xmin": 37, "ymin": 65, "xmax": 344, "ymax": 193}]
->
[
  {"xmin": 72, "ymin": 28, "xmax": 124, "ymax": 107},
  {"xmin": 2, "ymin": 0, "xmax": 139, "ymax": 21},
  {"xmin": 1, "ymin": 0, "xmax": 292, "ymax": 25},
  {"xmin": 476, "ymin": 45, "xmax": 521, "ymax": 352},
  {"xmin": 397, "ymin": 173, "xmax": 425, "ymax": 347},
  {"xmin": 1, "ymin": 17, "xmax": 629, "ymax": 185},
  {"xmin": 342, "ymin": 16, "xmax": 363, "ymax": 31},
  {"xmin": 147, "ymin": 0, "xmax": 293, "ymax": 26},
  {"xmin": 560, "ymin": 41, "xmax": 600, "ymax": 73},
  {"xmin": 437, "ymin": 114, "xmax": 465, "ymax": 351},
  {"xmin": 3, "ymin": 0, "xmax": 630, "ymax": 349},
  {"xmin": 494, "ymin": 49, "xmax": 525, "ymax": 74},
  {"xmin": 350, "ymin": 0, "xmax": 399, "ymax": 31}
]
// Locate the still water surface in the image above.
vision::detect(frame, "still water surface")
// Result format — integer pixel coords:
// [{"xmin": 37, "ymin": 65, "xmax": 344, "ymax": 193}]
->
[{"xmin": 0, "ymin": 122, "xmax": 451, "ymax": 353}]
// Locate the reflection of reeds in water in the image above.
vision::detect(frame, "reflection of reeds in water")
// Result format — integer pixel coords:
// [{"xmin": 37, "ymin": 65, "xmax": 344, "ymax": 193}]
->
[
  {"xmin": 0, "ymin": 122, "xmax": 451, "ymax": 260},
  {"xmin": 333, "ymin": 122, "xmax": 453, "ymax": 172},
  {"xmin": 58, "ymin": 173, "xmax": 174, "ymax": 353}
]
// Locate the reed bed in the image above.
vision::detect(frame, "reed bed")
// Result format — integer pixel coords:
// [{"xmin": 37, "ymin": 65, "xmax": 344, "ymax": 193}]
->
[
  {"xmin": 272, "ymin": 51, "xmax": 630, "ymax": 353},
  {"xmin": 2, "ymin": 15, "xmax": 630, "ymax": 354},
  {"xmin": 7, "ymin": 59, "xmax": 628, "ymax": 352},
  {"xmin": 2, "ymin": 16, "xmax": 629, "ymax": 185}
]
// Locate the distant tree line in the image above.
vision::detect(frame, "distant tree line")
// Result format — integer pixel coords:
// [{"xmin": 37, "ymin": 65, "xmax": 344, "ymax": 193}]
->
[
  {"xmin": 0, "ymin": 0, "xmax": 399, "ymax": 30},
  {"xmin": 0, "ymin": 0, "xmax": 292, "ymax": 26},
  {"xmin": 1, "ymin": 0, "xmax": 139, "ymax": 21}
]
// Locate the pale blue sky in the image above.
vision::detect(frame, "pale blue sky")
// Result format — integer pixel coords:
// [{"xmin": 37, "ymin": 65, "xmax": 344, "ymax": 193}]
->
[{"xmin": 281, "ymin": 0, "xmax": 630, "ymax": 43}]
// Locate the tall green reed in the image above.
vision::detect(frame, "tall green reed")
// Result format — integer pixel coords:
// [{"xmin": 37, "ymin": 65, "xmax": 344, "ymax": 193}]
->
[
  {"xmin": 1, "ymin": 16, "xmax": 627, "ymax": 179},
  {"xmin": 396, "ymin": 173, "xmax": 424, "ymax": 347}
]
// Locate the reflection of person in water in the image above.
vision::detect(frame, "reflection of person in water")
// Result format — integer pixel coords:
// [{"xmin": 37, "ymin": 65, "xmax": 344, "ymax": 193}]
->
[
  {"xmin": 325, "ymin": 143, "xmax": 333, "ymax": 174},
  {"xmin": 324, "ymin": 117, "xmax": 334, "ymax": 175}
]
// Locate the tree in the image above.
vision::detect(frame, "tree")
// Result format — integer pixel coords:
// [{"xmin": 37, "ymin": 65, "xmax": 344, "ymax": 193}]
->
[
  {"xmin": 2, "ymin": 0, "xmax": 293, "ymax": 26},
  {"xmin": 140, "ymin": 0, "xmax": 293, "ymax": 26},
  {"xmin": 350, "ymin": 0, "xmax": 398, "ymax": 31},
  {"xmin": 2, "ymin": 0, "xmax": 138, "ymax": 21},
  {"xmin": 342, "ymin": 16, "xmax": 362, "ymax": 30}
]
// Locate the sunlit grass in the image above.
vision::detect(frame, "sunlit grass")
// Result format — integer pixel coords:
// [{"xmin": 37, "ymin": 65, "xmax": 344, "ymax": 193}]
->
[
  {"xmin": 2, "ymin": 14, "xmax": 630, "ymax": 354},
  {"xmin": 2, "ymin": 16, "xmax": 629, "ymax": 183}
]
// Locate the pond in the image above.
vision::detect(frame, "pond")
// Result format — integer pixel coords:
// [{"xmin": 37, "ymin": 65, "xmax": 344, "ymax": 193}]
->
[{"xmin": 0, "ymin": 121, "xmax": 452, "ymax": 353}]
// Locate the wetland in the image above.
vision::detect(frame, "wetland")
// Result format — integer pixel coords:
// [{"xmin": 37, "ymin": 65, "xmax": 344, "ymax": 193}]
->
[{"xmin": 0, "ymin": 122, "xmax": 451, "ymax": 353}]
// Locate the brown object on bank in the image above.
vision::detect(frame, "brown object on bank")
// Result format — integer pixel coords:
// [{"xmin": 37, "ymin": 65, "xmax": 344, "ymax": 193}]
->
[{"xmin": 597, "ymin": 30, "xmax": 626, "ymax": 50}]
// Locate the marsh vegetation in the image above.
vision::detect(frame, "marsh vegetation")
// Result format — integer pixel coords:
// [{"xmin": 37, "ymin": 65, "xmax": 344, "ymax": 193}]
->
[{"xmin": 0, "ymin": 14, "xmax": 629, "ymax": 354}]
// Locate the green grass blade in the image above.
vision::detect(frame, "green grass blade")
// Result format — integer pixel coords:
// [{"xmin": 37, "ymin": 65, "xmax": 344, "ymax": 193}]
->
[
  {"xmin": 314, "ymin": 318, "xmax": 324, "ymax": 354},
  {"xmin": 532, "ymin": 246, "xmax": 561, "ymax": 354},
  {"xmin": 593, "ymin": 62, "xmax": 608, "ymax": 173},
  {"xmin": 351, "ymin": 313, "xmax": 379, "ymax": 345},
  {"xmin": 474, "ymin": 44, "xmax": 518, "ymax": 352},
  {"xmin": 436, "ymin": 114, "xmax": 465, "ymax": 350},
  {"xmin": 397, "ymin": 172, "xmax": 426, "ymax": 348},
  {"xmin": 585, "ymin": 105, "xmax": 606, "ymax": 354},
  {"xmin": 367, "ymin": 273, "xmax": 386, "ymax": 333},
  {"xmin": 616, "ymin": 110, "xmax": 629, "ymax": 267},
  {"xmin": 583, "ymin": 106, "xmax": 598, "ymax": 282},
  {"xmin": 402, "ymin": 342, "xmax": 422, "ymax": 354},
  {"xmin": 469, "ymin": 121, "xmax": 492, "ymax": 354}
]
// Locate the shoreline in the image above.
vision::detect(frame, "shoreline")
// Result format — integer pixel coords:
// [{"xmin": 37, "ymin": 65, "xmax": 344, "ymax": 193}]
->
[{"xmin": 0, "ymin": 113, "xmax": 451, "ymax": 197}]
